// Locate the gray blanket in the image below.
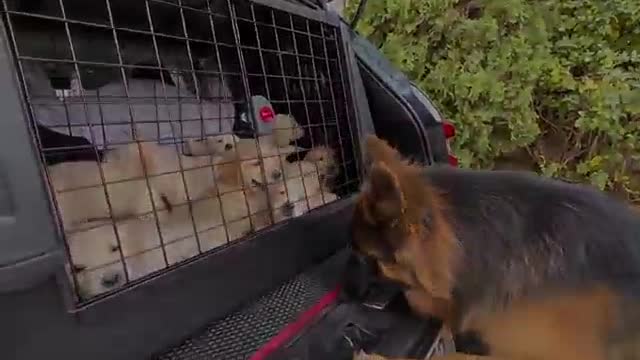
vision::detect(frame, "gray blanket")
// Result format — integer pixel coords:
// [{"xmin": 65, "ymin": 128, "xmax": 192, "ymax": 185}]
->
[{"xmin": 25, "ymin": 63, "xmax": 235, "ymax": 149}]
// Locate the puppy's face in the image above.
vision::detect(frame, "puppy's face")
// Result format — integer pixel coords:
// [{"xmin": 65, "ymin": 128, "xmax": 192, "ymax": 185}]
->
[
  {"xmin": 185, "ymin": 134, "xmax": 238, "ymax": 156},
  {"xmin": 73, "ymin": 262, "xmax": 126, "ymax": 300},
  {"xmin": 66, "ymin": 224, "xmax": 127, "ymax": 300},
  {"xmin": 267, "ymin": 176, "xmax": 310, "ymax": 221},
  {"xmin": 305, "ymin": 146, "xmax": 337, "ymax": 180}
]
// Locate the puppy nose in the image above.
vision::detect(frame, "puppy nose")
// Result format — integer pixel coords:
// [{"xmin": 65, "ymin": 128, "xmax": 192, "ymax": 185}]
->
[
  {"xmin": 225, "ymin": 143, "xmax": 233, "ymax": 151},
  {"xmin": 272, "ymin": 169, "xmax": 282, "ymax": 180},
  {"xmin": 101, "ymin": 272, "xmax": 122, "ymax": 288}
]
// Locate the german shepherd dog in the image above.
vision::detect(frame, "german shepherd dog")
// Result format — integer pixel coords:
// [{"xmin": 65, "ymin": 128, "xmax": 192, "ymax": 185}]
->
[{"xmin": 348, "ymin": 135, "xmax": 640, "ymax": 360}]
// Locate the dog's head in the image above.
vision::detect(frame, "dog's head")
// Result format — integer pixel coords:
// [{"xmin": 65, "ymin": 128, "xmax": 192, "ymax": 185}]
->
[
  {"xmin": 267, "ymin": 172, "xmax": 315, "ymax": 222},
  {"xmin": 305, "ymin": 145, "xmax": 338, "ymax": 181},
  {"xmin": 273, "ymin": 114, "xmax": 305, "ymax": 147},
  {"xmin": 66, "ymin": 224, "xmax": 127, "ymax": 300},
  {"xmin": 72, "ymin": 261, "xmax": 127, "ymax": 301},
  {"xmin": 184, "ymin": 133, "xmax": 238, "ymax": 156},
  {"xmin": 344, "ymin": 135, "xmax": 459, "ymax": 301}
]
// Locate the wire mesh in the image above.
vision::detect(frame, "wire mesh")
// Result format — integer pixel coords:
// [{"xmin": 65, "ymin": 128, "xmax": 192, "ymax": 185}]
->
[
  {"xmin": 155, "ymin": 251, "xmax": 340, "ymax": 360},
  {"xmin": 1, "ymin": 0, "xmax": 359, "ymax": 304}
]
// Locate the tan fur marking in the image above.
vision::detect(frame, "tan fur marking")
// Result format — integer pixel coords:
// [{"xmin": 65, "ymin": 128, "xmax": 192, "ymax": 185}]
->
[
  {"xmin": 403, "ymin": 287, "xmax": 454, "ymax": 325},
  {"xmin": 464, "ymin": 286, "xmax": 617, "ymax": 360}
]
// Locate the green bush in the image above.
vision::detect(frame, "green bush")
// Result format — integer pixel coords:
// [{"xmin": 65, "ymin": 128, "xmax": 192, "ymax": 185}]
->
[{"xmin": 345, "ymin": 0, "xmax": 640, "ymax": 201}]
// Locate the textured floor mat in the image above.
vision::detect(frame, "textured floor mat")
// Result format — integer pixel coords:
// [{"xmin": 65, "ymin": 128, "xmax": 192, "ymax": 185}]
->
[{"xmin": 156, "ymin": 251, "xmax": 348, "ymax": 360}]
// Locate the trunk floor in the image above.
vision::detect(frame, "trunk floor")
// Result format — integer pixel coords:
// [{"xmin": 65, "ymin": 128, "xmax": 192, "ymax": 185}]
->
[{"xmin": 155, "ymin": 251, "xmax": 349, "ymax": 360}]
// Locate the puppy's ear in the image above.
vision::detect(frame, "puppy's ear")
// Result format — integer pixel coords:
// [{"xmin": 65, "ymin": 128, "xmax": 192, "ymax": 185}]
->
[{"xmin": 364, "ymin": 162, "xmax": 405, "ymax": 223}]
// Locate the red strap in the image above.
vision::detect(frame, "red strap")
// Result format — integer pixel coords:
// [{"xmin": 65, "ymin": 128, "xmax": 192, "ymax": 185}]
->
[{"xmin": 249, "ymin": 284, "xmax": 341, "ymax": 360}]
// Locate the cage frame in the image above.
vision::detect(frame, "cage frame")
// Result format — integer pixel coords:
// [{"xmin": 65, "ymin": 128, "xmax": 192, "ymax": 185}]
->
[{"xmin": 0, "ymin": 0, "xmax": 374, "ymax": 358}]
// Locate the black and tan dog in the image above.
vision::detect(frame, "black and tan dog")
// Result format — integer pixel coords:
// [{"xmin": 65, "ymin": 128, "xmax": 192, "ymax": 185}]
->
[{"xmin": 349, "ymin": 135, "xmax": 640, "ymax": 360}]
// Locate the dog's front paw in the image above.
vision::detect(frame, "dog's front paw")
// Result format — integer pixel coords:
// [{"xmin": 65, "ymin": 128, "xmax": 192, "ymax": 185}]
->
[{"xmin": 353, "ymin": 350, "xmax": 388, "ymax": 360}]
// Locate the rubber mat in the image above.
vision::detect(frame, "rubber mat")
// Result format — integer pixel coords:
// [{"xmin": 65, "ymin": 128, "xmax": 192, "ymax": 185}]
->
[{"xmin": 155, "ymin": 251, "xmax": 348, "ymax": 360}]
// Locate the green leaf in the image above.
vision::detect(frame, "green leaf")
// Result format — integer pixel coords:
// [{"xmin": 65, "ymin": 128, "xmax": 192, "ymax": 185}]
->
[{"xmin": 352, "ymin": 0, "xmax": 640, "ymax": 198}]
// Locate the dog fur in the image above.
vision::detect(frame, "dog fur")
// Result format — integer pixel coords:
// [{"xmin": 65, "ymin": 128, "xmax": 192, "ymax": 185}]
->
[
  {"xmin": 63, "ymin": 137, "xmax": 337, "ymax": 299},
  {"xmin": 270, "ymin": 158, "xmax": 338, "ymax": 222},
  {"xmin": 49, "ymin": 141, "xmax": 221, "ymax": 231},
  {"xmin": 350, "ymin": 135, "xmax": 640, "ymax": 360},
  {"xmin": 49, "ymin": 142, "xmax": 163, "ymax": 231},
  {"xmin": 67, "ymin": 195, "xmax": 235, "ymax": 299},
  {"xmin": 182, "ymin": 114, "xmax": 304, "ymax": 157},
  {"xmin": 213, "ymin": 142, "xmax": 294, "ymax": 232},
  {"xmin": 272, "ymin": 113, "xmax": 305, "ymax": 147},
  {"xmin": 183, "ymin": 133, "xmax": 239, "ymax": 157}
]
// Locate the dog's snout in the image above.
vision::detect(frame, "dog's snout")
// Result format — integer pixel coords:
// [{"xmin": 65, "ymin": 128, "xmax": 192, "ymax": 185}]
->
[
  {"xmin": 101, "ymin": 272, "xmax": 122, "ymax": 288},
  {"xmin": 341, "ymin": 251, "xmax": 378, "ymax": 300},
  {"xmin": 341, "ymin": 250, "xmax": 407, "ymax": 304},
  {"xmin": 224, "ymin": 143, "xmax": 233, "ymax": 151}
]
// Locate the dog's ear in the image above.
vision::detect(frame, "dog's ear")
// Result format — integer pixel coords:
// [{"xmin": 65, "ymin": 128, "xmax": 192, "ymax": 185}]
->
[
  {"xmin": 365, "ymin": 135, "xmax": 403, "ymax": 168},
  {"xmin": 364, "ymin": 161, "xmax": 406, "ymax": 223}
]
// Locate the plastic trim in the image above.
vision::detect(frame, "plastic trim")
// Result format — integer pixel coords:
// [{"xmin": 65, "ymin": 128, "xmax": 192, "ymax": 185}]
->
[{"xmin": 0, "ymin": 11, "xmax": 65, "ymax": 287}]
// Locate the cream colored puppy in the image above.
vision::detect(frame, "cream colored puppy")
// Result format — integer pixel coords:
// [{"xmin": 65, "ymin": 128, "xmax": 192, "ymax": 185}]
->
[
  {"xmin": 49, "ymin": 143, "xmax": 162, "ymax": 232},
  {"xmin": 215, "ymin": 151, "xmax": 281, "ymax": 232},
  {"xmin": 67, "ymin": 196, "xmax": 233, "ymax": 299},
  {"xmin": 183, "ymin": 133, "xmax": 239, "ymax": 157},
  {"xmin": 140, "ymin": 142, "xmax": 220, "ymax": 206},
  {"xmin": 50, "ymin": 141, "xmax": 221, "ymax": 232},
  {"xmin": 283, "ymin": 145, "xmax": 337, "ymax": 185},
  {"xmin": 271, "ymin": 159, "xmax": 338, "ymax": 222},
  {"xmin": 272, "ymin": 113, "xmax": 305, "ymax": 147},
  {"xmin": 182, "ymin": 114, "xmax": 304, "ymax": 156}
]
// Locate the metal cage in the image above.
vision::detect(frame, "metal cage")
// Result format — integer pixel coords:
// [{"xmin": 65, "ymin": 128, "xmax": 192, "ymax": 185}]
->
[{"xmin": 1, "ymin": 0, "xmax": 360, "ymax": 305}]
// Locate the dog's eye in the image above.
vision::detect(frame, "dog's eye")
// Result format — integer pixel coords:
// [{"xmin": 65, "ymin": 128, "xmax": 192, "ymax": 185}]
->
[{"xmin": 217, "ymin": 139, "xmax": 223, "ymax": 143}]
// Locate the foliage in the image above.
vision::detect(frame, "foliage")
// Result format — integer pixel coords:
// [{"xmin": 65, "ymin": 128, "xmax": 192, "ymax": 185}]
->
[{"xmin": 345, "ymin": 0, "xmax": 640, "ymax": 200}]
